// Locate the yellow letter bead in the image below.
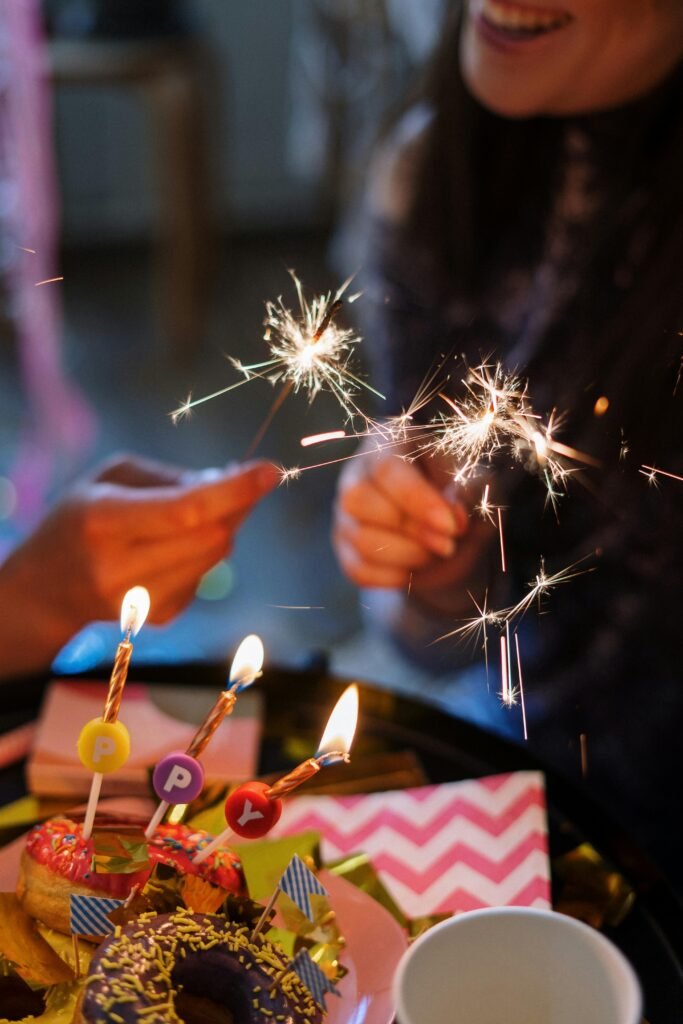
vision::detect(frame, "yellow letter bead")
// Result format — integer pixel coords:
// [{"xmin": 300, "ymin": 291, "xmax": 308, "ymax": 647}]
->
[{"xmin": 77, "ymin": 718, "xmax": 130, "ymax": 773}]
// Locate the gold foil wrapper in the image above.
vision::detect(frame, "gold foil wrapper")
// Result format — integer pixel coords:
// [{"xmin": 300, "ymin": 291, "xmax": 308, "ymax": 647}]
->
[
  {"xmin": 109, "ymin": 863, "xmax": 191, "ymax": 927},
  {"xmin": 0, "ymin": 894, "xmax": 75, "ymax": 987},
  {"xmin": 107, "ymin": 892, "xmax": 155, "ymax": 929},
  {"xmin": 108, "ymin": 865, "xmax": 264, "ymax": 931},
  {"xmin": 278, "ymin": 894, "xmax": 347, "ymax": 983},
  {"xmin": 91, "ymin": 825, "xmax": 150, "ymax": 875},
  {"xmin": 140, "ymin": 862, "xmax": 186, "ymax": 914},
  {"xmin": 181, "ymin": 874, "xmax": 229, "ymax": 915},
  {"xmin": 185, "ymin": 784, "xmax": 232, "ymax": 836},
  {"xmin": 553, "ymin": 843, "xmax": 635, "ymax": 928},
  {"xmin": 219, "ymin": 893, "xmax": 273, "ymax": 931},
  {"xmin": 407, "ymin": 914, "xmax": 452, "ymax": 940},
  {"xmin": 235, "ymin": 834, "xmax": 346, "ymax": 983}
]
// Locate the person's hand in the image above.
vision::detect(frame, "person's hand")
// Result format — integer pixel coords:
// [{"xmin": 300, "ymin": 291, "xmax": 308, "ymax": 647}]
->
[
  {"xmin": 0, "ymin": 453, "xmax": 279, "ymax": 678},
  {"xmin": 333, "ymin": 446, "xmax": 468, "ymax": 589}
]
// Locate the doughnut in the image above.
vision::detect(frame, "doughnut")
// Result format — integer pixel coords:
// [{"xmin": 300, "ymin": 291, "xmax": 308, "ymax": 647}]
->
[
  {"xmin": 17, "ymin": 816, "xmax": 244, "ymax": 936},
  {"xmin": 76, "ymin": 908, "xmax": 324, "ymax": 1024},
  {"xmin": 0, "ymin": 975, "xmax": 82, "ymax": 1024}
]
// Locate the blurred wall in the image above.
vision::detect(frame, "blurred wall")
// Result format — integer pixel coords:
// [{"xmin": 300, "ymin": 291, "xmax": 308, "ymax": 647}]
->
[{"xmin": 54, "ymin": 0, "xmax": 320, "ymax": 244}]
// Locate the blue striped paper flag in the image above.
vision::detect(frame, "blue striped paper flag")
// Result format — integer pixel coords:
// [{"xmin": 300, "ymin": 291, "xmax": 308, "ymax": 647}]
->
[
  {"xmin": 279, "ymin": 854, "xmax": 328, "ymax": 921},
  {"xmin": 69, "ymin": 894, "xmax": 123, "ymax": 936},
  {"xmin": 291, "ymin": 949, "xmax": 340, "ymax": 1008}
]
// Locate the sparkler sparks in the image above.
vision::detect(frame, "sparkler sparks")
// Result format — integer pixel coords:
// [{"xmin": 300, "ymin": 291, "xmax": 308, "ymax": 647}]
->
[
  {"xmin": 619, "ymin": 431, "xmax": 630, "ymax": 461},
  {"xmin": 34, "ymin": 276, "xmax": 63, "ymax": 287},
  {"xmin": 279, "ymin": 466, "xmax": 302, "ymax": 485},
  {"xmin": 382, "ymin": 361, "xmax": 598, "ymax": 511},
  {"xmin": 505, "ymin": 556, "xmax": 595, "ymax": 625},
  {"xmin": 514, "ymin": 633, "xmax": 528, "ymax": 741},
  {"xmin": 436, "ymin": 590, "xmax": 507, "ymax": 675},
  {"xmin": 475, "ymin": 483, "xmax": 495, "ymax": 524},
  {"xmin": 639, "ymin": 464, "xmax": 683, "ymax": 486},
  {"xmin": 171, "ymin": 272, "xmax": 382, "ymax": 427},
  {"xmin": 437, "ymin": 557, "xmax": 594, "ymax": 668},
  {"xmin": 429, "ymin": 363, "xmax": 527, "ymax": 480},
  {"xmin": 437, "ymin": 555, "xmax": 592, "ymax": 736}
]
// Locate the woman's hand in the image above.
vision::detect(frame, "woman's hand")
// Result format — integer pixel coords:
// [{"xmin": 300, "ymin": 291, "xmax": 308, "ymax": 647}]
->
[
  {"xmin": 0, "ymin": 453, "xmax": 279, "ymax": 678},
  {"xmin": 333, "ymin": 445, "xmax": 469, "ymax": 590}
]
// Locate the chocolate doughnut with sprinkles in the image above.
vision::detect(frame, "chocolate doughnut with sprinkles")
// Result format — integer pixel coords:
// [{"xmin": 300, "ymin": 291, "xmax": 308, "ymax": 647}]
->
[{"xmin": 76, "ymin": 907, "xmax": 324, "ymax": 1024}]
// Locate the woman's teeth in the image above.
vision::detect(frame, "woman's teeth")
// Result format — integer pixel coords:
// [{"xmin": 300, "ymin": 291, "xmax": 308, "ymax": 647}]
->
[{"xmin": 480, "ymin": 0, "xmax": 572, "ymax": 35}]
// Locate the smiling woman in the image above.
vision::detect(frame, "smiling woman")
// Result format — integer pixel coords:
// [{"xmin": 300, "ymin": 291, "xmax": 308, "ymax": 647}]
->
[
  {"xmin": 332, "ymin": 0, "xmax": 683, "ymax": 879},
  {"xmin": 460, "ymin": 0, "xmax": 683, "ymax": 115}
]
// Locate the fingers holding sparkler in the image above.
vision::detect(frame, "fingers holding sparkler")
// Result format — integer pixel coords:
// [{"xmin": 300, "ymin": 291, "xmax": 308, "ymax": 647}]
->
[{"xmin": 333, "ymin": 443, "xmax": 468, "ymax": 588}]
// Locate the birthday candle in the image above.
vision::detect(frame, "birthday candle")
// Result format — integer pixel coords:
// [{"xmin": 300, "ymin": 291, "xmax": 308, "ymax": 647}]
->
[
  {"xmin": 193, "ymin": 684, "xmax": 359, "ymax": 863},
  {"xmin": 78, "ymin": 587, "xmax": 150, "ymax": 841},
  {"xmin": 144, "ymin": 635, "xmax": 264, "ymax": 839},
  {"xmin": 265, "ymin": 684, "xmax": 359, "ymax": 799}
]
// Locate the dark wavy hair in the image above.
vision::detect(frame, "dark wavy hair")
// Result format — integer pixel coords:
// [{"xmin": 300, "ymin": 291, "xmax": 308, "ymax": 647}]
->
[{"xmin": 402, "ymin": 4, "xmax": 683, "ymax": 443}]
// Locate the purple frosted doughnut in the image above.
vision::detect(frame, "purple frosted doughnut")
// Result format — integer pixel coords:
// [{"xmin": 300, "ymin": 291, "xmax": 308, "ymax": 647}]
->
[{"xmin": 78, "ymin": 908, "xmax": 324, "ymax": 1024}]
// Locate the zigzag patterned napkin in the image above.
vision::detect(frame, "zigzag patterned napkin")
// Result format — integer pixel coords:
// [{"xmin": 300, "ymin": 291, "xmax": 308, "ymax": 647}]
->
[{"xmin": 270, "ymin": 771, "xmax": 550, "ymax": 918}]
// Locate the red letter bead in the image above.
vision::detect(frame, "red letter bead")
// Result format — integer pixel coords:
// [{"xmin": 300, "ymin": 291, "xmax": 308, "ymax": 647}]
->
[{"xmin": 225, "ymin": 781, "xmax": 282, "ymax": 839}]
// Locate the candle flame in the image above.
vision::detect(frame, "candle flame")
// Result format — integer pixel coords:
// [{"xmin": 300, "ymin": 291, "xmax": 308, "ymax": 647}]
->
[
  {"xmin": 317, "ymin": 683, "xmax": 359, "ymax": 756},
  {"xmin": 229, "ymin": 634, "xmax": 264, "ymax": 690},
  {"xmin": 120, "ymin": 586, "xmax": 150, "ymax": 636}
]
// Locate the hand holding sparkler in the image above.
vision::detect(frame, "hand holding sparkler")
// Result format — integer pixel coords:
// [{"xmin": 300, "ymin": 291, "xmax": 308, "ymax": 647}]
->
[
  {"xmin": 0, "ymin": 455, "xmax": 279, "ymax": 682},
  {"xmin": 333, "ymin": 439, "xmax": 468, "ymax": 590}
]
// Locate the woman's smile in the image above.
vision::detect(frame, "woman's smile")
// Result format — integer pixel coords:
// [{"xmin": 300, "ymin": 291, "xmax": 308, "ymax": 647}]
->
[{"xmin": 471, "ymin": 0, "xmax": 573, "ymax": 53}]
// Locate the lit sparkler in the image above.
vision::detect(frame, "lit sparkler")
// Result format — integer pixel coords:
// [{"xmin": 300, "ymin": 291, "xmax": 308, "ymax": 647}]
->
[
  {"xmin": 428, "ymin": 363, "xmax": 528, "ymax": 480},
  {"xmin": 171, "ymin": 272, "xmax": 383, "ymax": 429},
  {"xmin": 400, "ymin": 362, "xmax": 598, "ymax": 509},
  {"xmin": 437, "ymin": 557, "xmax": 594, "ymax": 668}
]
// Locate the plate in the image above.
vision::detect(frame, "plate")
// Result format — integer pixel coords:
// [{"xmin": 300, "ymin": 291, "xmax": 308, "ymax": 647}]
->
[
  {"xmin": 320, "ymin": 870, "xmax": 407, "ymax": 1024},
  {"xmin": 0, "ymin": 836, "xmax": 406, "ymax": 1024}
]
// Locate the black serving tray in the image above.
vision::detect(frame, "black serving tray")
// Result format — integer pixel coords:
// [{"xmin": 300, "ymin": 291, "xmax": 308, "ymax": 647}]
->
[{"xmin": 1, "ymin": 660, "xmax": 681, "ymax": 1020}]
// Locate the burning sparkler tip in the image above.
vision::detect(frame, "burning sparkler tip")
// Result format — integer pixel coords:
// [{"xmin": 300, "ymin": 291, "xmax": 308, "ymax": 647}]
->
[
  {"xmin": 279, "ymin": 465, "xmax": 301, "ymax": 485},
  {"xmin": 171, "ymin": 396, "xmax": 193, "ymax": 424}
]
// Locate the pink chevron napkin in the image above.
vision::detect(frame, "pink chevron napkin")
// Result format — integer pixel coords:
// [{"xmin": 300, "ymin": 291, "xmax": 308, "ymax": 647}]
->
[{"xmin": 270, "ymin": 771, "xmax": 550, "ymax": 918}]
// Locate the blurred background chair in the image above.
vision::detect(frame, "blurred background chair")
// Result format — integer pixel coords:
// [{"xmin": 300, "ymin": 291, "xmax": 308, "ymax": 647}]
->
[{"xmin": 47, "ymin": 34, "xmax": 213, "ymax": 361}]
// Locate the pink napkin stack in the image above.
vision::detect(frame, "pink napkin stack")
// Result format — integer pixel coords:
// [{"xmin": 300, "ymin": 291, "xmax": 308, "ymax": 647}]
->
[{"xmin": 270, "ymin": 771, "xmax": 550, "ymax": 917}]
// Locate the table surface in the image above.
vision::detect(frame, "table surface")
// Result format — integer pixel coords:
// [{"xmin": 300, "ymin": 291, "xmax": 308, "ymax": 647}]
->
[{"xmin": 1, "ymin": 660, "xmax": 681, "ymax": 1021}]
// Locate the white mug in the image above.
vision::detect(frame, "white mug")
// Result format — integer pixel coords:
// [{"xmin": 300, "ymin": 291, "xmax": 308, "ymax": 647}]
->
[{"xmin": 394, "ymin": 906, "xmax": 642, "ymax": 1024}]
